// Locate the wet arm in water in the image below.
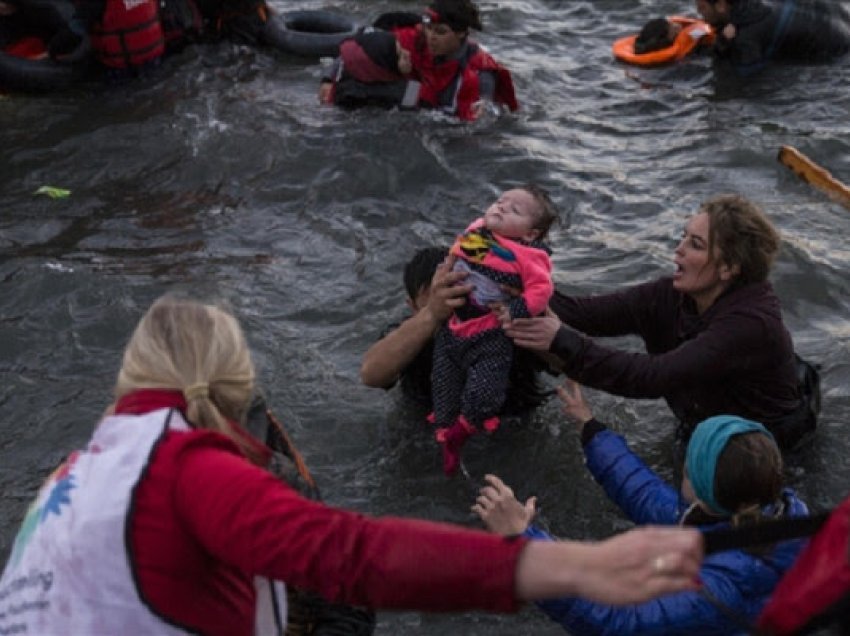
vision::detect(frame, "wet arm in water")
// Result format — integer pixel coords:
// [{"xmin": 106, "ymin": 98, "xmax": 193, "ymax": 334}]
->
[
  {"xmin": 360, "ymin": 256, "xmax": 471, "ymax": 388},
  {"xmin": 359, "ymin": 310, "xmax": 441, "ymax": 388}
]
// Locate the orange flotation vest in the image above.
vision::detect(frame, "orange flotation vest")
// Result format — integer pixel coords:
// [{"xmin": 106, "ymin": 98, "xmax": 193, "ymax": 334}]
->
[
  {"xmin": 612, "ymin": 16, "xmax": 715, "ymax": 67},
  {"xmin": 91, "ymin": 0, "xmax": 165, "ymax": 69}
]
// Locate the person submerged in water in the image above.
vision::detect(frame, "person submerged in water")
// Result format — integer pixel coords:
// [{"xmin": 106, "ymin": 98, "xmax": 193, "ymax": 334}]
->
[
  {"xmin": 372, "ymin": 0, "xmax": 519, "ymax": 120},
  {"xmin": 612, "ymin": 15, "xmax": 714, "ymax": 65},
  {"xmin": 318, "ymin": 28, "xmax": 421, "ymax": 110},
  {"xmin": 634, "ymin": 17, "xmax": 683, "ymax": 53},
  {"xmin": 0, "ymin": 0, "xmax": 89, "ymax": 62},
  {"xmin": 695, "ymin": 0, "xmax": 850, "ymax": 74}
]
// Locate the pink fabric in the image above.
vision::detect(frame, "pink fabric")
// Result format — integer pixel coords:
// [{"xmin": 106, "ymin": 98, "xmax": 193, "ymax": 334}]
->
[
  {"xmin": 449, "ymin": 217, "xmax": 553, "ymax": 339},
  {"xmin": 339, "ymin": 39, "xmax": 402, "ymax": 83}
]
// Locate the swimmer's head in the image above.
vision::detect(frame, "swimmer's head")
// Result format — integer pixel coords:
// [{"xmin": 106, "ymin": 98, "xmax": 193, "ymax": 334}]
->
[{"xmin": 634, "ymin": 18, "xmax": 682, "ymax": 54}]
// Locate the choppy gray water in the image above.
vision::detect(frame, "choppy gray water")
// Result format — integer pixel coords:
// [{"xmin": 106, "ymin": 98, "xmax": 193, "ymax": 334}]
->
[{"xmin": 2, "ymin": 0, "xmax": 850, "ymax": 633}]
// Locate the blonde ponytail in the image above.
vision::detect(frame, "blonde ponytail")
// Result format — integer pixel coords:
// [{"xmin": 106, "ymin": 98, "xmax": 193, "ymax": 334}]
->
[{"xmin": 115, "ymin": 296, "xmax": 261, "ymax": 463}]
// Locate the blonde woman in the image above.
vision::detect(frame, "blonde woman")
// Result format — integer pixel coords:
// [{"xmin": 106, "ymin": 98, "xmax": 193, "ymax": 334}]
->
[{"xmin": 0, "ymin": 296, "xmax": 702, "ymax": 635}]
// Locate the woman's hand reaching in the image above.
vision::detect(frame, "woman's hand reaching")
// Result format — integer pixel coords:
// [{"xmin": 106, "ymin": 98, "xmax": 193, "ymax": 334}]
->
[{"xmin": 557, "ymin": 379, "xmax": 593, "ymax": 433}]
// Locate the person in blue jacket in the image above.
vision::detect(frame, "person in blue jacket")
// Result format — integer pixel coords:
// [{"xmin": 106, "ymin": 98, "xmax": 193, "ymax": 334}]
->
[{"xmin": 473, "ymin": 379, "xmax": 809, "ymax": 635}]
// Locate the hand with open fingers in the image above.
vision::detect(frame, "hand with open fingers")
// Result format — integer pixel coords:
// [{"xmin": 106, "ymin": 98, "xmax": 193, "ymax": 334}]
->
[
  {"xmin": 502, "ymin": 307, "xmax": 562, "ymax": 351},
  {"xmin": 425, "ymin": 254, "xmax": 472, "ymax": 323},
  {"xmin": 557, "ymin": 379, "xmax": 593, "ymax": 432},
  {"xmin": 576, "ymin": 526, "xmax": 704, "ymax": 605},
  {"xmin": 471, "ymin": 474, "xmax": 536, "ymax": 536}
]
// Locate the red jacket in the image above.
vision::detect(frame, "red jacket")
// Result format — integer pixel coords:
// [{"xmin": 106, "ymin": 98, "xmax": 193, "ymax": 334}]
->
[
  {"xmin": 91, "ymin": 0, "xmax": 165, "ymax": 68},
  {"xmin": 394, "ymin": 25, "xmax": 518, "ymax": 121},
  {"xmin": 117, "ymin": 391, "xmax": 525, "ymax": 633}
]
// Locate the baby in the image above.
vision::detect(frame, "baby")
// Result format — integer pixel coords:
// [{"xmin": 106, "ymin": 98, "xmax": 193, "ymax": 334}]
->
[{"xmin": 431, "ymin": 185, "xmax": 557, "ymax": 475}]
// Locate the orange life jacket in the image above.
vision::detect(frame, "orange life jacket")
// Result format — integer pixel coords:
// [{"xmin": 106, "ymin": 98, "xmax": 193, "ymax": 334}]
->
[
  {"xmin": 91, "ymin": 0, "xmax": 165, "ymax": 69},
  {"xmin": 612, "ymin": 16, "xmax": 715, "ymax": 67}
]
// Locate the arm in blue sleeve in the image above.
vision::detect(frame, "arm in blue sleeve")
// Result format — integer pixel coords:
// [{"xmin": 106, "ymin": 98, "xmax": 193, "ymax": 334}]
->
[
  {"xmin": 523, "ymin": 525, "xmax": 752, "ymax": 635},
  {"xmin": 583, "ymin": 429, "xmax": 688, "ymax": 525}
]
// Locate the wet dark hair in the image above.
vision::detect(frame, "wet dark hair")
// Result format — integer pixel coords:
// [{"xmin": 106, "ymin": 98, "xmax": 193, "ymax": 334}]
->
[
  {"xmin": 714, "ymin": 432, "xmax": 783, "ymax": 514},
  {"xmin": 700, "ymin": 194, "xmax": 781, "ymax": 285},
  {"xmin": 520, "ymin": 183, "xmax": 559, "ymax": 240},
  {"xmin": 403, "ymin": 246, "xmax": 448, "ymax": 299},
  {"xmin": 427, "ymin": 0, "xmax": 483, "ymax": 32},
  {"xmin": 634, "ymin": 18, "xmax": 674, "ymax": 54},
  {"xmin": 354, "ymin": 30, "xmax": 400, "ymax": 71}
]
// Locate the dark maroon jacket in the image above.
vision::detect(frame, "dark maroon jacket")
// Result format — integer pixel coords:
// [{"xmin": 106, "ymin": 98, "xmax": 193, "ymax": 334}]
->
[{"xmin": 549, "ymin": 277, "xmax": 800, "ymax": 434}]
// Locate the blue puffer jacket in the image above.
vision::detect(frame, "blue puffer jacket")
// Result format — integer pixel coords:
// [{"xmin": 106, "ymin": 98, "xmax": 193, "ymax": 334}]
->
[{"xmin": 524, "ymin": 427, "xmax": 808, "ymax": 635}]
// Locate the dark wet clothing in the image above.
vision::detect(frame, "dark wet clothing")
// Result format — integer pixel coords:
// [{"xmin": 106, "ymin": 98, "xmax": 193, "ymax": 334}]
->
[
  {"xmin": 714, "ymin": 0, "xmax": 850, "ymax": 73},
  {"xmin": 324, "ymin": 34, "xmax": 421, "ymax": 110},
  {"xmin": 380, "ymin": 320, "xmax": 550, "ymax": 416},
  {"xmin": 0, "ymin": 0, "xmax": 86, "ymax": 57},
  {"xmin": 549, "ymin": 277, "xmax": 812, "ymax": 447}
]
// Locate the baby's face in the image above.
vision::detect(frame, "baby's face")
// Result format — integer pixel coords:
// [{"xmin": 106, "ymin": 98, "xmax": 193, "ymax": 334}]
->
[
  {"xmin": 396, "ymin": 42, "xmax": 412, "ymax": 75},
  {"xmin": 483, "ymin": 189, "xmax": 541, "ymax": 241}
]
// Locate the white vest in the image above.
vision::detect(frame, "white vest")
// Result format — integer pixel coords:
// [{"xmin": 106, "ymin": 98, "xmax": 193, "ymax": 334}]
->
[{"xmin": 0, "ymin": 408, "xmax": 286, "ymax": 635}]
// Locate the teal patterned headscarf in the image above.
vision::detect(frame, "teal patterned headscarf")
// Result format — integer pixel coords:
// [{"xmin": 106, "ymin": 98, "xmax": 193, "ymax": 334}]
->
[{"xmin": 685, "ymin": 415, "xmax": 775, "ymax": 515}]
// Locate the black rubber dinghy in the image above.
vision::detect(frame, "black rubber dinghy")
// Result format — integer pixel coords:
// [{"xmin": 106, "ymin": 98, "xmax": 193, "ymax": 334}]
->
[{"xmin": 262, "ymin": 10, "xmax": 360, "ymax": 57}]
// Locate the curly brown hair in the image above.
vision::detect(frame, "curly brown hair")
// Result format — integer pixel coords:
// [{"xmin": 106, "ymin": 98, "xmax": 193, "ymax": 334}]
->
[{"xmin": 700, "ymin": 194, "xmax": 781, "ymax": 284}]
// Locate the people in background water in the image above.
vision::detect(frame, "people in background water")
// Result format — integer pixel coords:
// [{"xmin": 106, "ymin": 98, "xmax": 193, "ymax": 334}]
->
[
  {"xmin": 375, "ymin": 0, "xmax": 519, "ymax": 120},
  {"xmin": 6, "ymin": 0, "xmax": 273, "ymax": 78},
  {"xmin": 613, "ymin": 15, "xmax": 715, "ymax": 65},
  {"xmin": 431, "ymin": 185, "xmax": 556, "ymax": 475},
  {"xmin": 0, "ymin": 0, "xmax": 89, "ymax": 62},
  {"xmin": 634, "ymin": 17, "xmax": 683, "ymax": 53},
  {"xmin": 502, "ymin": 194, "xmax": 818, "ymax": 451},
  {"xmin": 474, "ymin": 379, "xmax": 809, "ymax": 635},
  {"xmin": 0, "ymin": 295, "xmax": 705, "ymax": 635},
  {"xmin": 695, "ymin": 0, "xmax": 850, "ymax": 74},
  {"xmin": 318, "ymin": 28, "xmax": 420, "ymax": 110}
]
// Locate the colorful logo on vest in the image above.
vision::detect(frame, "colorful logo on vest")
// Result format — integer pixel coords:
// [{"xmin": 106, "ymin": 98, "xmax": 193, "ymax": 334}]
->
[{"xmin": 8, "ymin": 451, "xmax": 81, "ymax": 568}]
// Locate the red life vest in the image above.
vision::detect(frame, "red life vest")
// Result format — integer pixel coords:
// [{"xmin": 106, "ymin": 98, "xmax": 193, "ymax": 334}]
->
[
  {"xmin": 757, "ymin": 494, "xmax": 850, "ymax": 634},
  {"xmin": 91, "ymin": 0, "xmax": 165, "ymax": 69},
  {"xmin": 3, "ymin": 36, "xmax": 48, "ymax": 59},
  {"xmin": 395, "ymin": 25, "xmax": 518, "ymax": 121}
]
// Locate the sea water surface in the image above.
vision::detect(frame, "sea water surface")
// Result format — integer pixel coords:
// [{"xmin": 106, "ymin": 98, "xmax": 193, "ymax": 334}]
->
[{"xmin": 2, "ymin": 1, "xmax": 850, "ymax": 633}]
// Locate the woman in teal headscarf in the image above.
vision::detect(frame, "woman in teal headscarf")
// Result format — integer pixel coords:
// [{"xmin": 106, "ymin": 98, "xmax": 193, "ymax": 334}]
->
[{"xmin": 474, "ymin": 380, "xmax": 810, "ymax": 635}]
